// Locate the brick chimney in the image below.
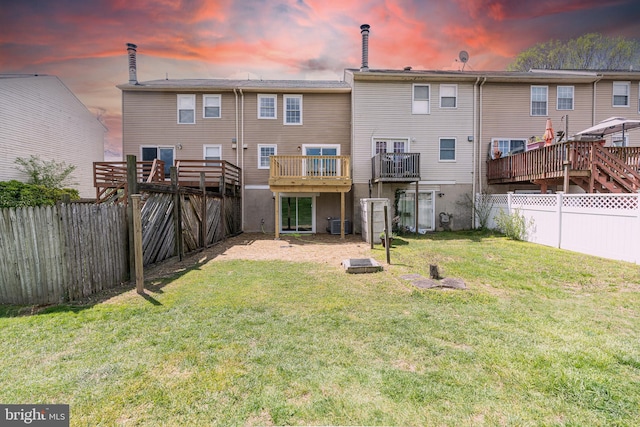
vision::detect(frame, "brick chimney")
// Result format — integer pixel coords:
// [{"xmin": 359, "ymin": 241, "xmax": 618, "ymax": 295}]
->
[
  {"xmin": 127, "ymin": 43, "xmax": 138, "ymax": 85},
  {"xmin": 360, "ymin": 24, "xmax": 370, "ymax": 71}
]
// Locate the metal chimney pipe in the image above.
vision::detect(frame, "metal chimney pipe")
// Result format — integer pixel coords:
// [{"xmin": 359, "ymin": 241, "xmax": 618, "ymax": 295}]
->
[
  {"xmin": 360, "ymin": 24, "xmax": 370, "ymax": 71},
  {"xmin": 127, "ymin": 43, "xmax": 138, "ymax": 85}
]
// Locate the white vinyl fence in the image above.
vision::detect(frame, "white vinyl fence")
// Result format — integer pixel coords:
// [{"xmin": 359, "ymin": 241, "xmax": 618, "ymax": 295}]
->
[{"xmin": 480, "ymin": 193, "xmax": 640, "ymax": 265}]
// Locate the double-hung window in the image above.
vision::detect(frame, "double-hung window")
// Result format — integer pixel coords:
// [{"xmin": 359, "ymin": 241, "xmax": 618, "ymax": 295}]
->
[
  {"xmin": 531, "ymin": 86, "xmax": 548, "ymax": 116},
  {"xmin": 613, "ymin": 81, "xmax": 630, "ymax": 107},
  {"xmin": 258, "ymin": 94, "xmax": 277, "ymax": 119},
  {"xmin": 439, "ymin": 138, "xmax": 456, "ymax": 161},
  {"xmin": 412, "ymin": 84, "xmax": 430, "ymax": 114},
  {"xmin": 557, "ymin": 86, "xmax": 574, "ymax": 110},
  {"xmin": 258, "ymin": 144, "xmax": 277, "ymax": 169},
  {"xmin": 284, "ymin": 95, "xmax": 302, "ymax": 125},
  {"xmin": 203, "ymin": 145, "xmax": 221, "ymax": 161},
  {"xmin": 440, "ymin": 84, "xmax": 457, "ymax": 108},
  {"xmin": 203, "ymin": 95, "xmax": 221, "ymax": 118},
  {"xmin": 177, "ymin": 94, "xmax": 195, "ymax": 124}
]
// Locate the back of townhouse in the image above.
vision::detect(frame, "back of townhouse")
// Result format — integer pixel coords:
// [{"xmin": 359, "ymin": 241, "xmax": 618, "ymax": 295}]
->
[
  {"xmin": 119, "ymin": 79, "xmax": 352, "ymax": 233},
  {"xmin": 480, "ymin": 71, "xmax": 640, "ymax": 194}
]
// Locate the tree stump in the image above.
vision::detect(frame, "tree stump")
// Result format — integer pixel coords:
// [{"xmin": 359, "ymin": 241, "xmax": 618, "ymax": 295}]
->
[{"xmin": 429, "ymin": 264, "xmax": 442, "ymax": 280}]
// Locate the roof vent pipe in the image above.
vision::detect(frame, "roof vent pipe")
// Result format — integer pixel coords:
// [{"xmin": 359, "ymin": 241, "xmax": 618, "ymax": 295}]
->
[
  {"xmin": 360, "ymin": 24, "xmax": 370, "ymax": 71},
  {"xmin": 127, "ymin": 43, "xmax": 138, "ymax": 85}
]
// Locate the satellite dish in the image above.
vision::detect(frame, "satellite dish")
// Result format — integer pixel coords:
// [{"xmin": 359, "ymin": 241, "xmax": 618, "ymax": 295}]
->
[{"xmin": 459, "ymin": 50, "xmax": 469, "ymax": 63}]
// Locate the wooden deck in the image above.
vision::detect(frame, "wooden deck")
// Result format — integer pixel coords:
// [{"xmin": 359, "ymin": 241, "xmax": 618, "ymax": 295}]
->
[
  {"xmin": 268, "ymin": 155, "xmax": 352, "ymax": 192},
  {"xmin": 94, "ymin": 159, "xmax": 242, "ymax": 204},
  {"xmin": 487, "ymin": 141, "xmax": 640, "ymax": 193}
]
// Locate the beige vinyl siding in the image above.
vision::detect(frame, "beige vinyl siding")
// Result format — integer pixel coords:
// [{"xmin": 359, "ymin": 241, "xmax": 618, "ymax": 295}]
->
[
  {"xmin": 0, "ymin": 75, "xmax": 105, "ymax": 197},
  {"xmin": 240, "ymin": 92, "xmax": 351, "ymax": 186},
  {"xmin": 479, "ymin": 82, "xmax": 604, "ymax": 180},
  {"xmin": 122, "ymin": 90, "xmax": 350, "ymax": 187},
  {"xmin": 593, "ymin": 80, "xmax": 640, "ymax": 146},
  {"xmin": 352, "ymin": 81, "xmax": 474, "ymax": 184},
  {"xmin": 122, "ymin": 91, "xmax": 237, "ymax": 164}
]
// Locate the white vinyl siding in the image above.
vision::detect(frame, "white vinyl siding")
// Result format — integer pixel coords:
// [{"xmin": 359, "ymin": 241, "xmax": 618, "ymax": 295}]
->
[
  {"xmin": 613, "ymin": 81, "xmax": 630, "ymax": 107},
  {"xmin": 439, "ymin": 138, "xmax": 456, "ymax": 161},
  {"xmin": 258, "ymin": 94, "xmax": 277, "ymax": 119},
  {"xmin": 440, "ymin": 84, "xmax": 457, "ymax": 108},
  {"xmin": 0, "ymin": 75, "xmax": 104, "ymax": 197},
  {"xmin": 258, "ymin": 144, "xmax": 276, "ymax": 169},
  {"xmin": 203, "ymin": 94, "xmax": 221, "ymax": 118},
  {"xmin": 283, "ymin": 95, "xmax": 302, "ymax": 125},
  {"xmin": 177, "ymin": 94, "xmax": 195, "ymax": 124},
  {"xmin": 412, "ymin": 84, "xmax": 430, "ymax": 114},
  {"xmin": 531, "ymin": 86, "xmax": 548, "ymax": 116},
  {"xmin": 557, "ymin": 86, "xmax": 574, "ymax": 110}
]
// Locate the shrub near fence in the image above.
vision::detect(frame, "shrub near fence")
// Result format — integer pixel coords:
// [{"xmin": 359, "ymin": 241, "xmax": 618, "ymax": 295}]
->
[{"xmin": 0, "ymin": 203, "xmax": 128, "ymax": 305}]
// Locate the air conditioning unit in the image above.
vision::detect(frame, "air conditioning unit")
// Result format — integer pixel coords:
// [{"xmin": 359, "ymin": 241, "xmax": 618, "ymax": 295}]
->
[{"xmin": 327, "ymin": 218, "xmax": 352, "ymax": 235}]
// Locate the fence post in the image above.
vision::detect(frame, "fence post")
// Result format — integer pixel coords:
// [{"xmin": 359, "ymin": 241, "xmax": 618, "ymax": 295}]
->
[
  {"xmin": 200, "ymin": 172, "xmax": 207, "ymax": 247},
  {"xmin": 507, "ymin": 191, "xmax": 513, "ymax": 215},
  {"xmin": 636, "ymin": 191, "xmax": 640, "ymax": 265},
  {"xmin": 556, "ymin": 192, "xmax": 564, "ymax": 249},
  {"xmin": 171, "ymin": 167, "xmax": 183, "ymax": 261},
  {"xmin": 131, "ymin": 194, "xmax": 145, "ymax": 294},
  {"xmin": 126, "ymin": 155, "xmax": 137, "ymax": 281},
  {"xmin": 384, "ymin": 204, "xmax": 391, "ymax": 265}
]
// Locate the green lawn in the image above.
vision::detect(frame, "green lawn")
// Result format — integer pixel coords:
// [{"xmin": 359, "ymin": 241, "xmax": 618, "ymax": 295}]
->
[{"xmin": 1, "ymin": 231, "xmax": 640, "ymax": 426}]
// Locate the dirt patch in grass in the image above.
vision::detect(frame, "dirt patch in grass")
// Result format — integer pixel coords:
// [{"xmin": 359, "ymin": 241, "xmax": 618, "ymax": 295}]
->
[{"xmin": 145, "ymin": 232, "xmax": 372, "ymax": 281}]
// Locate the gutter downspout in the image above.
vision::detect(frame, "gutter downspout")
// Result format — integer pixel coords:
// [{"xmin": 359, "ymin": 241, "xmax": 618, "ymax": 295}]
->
[
  {"xmin": 234, "ymin": 89, "xmax": 239, "ymax": 167},
  {"xmin": 239, "ymin": 89, "xmax": 245, "ymax": 231},
  {"xmin": 478, "ymin": 77, "xmax": 487, "ymax": 195},
  {"xmin": 472, "ymin": 77, "xmax": 480, "ymax": 228},
  {"xmin": 592, "ymin": 74, "xmax": 603, "ymax": 126}
]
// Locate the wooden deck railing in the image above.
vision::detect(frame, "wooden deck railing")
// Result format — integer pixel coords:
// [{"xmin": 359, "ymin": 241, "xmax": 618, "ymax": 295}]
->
[
  {"xmin": 269, "ymin": 155, "xmax": 351, "ymax": 187},
  {"xmin": 94, "ymin": 159, "xmax": 242, "ymax": 204},
  {"xmin": 372, "ymin": 153, "xmax": 421, "ymax": 182},
  {"xmin": 174, "ymin": 160, "xmax": 241, "ymax": 191},
  {"xmin": 487, "ymin": 141, "xmax": 640, "ymax": 192},
  {"xmin": 94, "ymin": 160, "xmax": 165, "ymax": 203}
]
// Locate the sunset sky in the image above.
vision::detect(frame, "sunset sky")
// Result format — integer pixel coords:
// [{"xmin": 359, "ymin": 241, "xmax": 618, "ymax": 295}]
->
[{"xmin": 1, "ymin": 0, "xmax": 639, "ymax": 160}]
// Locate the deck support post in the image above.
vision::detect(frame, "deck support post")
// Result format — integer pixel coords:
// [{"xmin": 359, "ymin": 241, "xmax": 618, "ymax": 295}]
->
[
  {"xmin": 414, "ymin": 180, "xmax": 419, "ymax": 234},
  {"xmin": 274, "ymin": 191, "xmax": 280, "ymax": 239},
  {"xmin": 340, "ymin": 191, "xmax": 345, "ymax": 239}
]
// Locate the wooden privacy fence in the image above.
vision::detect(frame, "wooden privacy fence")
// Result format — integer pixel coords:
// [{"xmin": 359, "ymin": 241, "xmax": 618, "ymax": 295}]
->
[
  {"xmin": 136, "ymin": 182, "xmax": 241, "ymax": 267},
  {"xmin": 0, "ymin": 203, "xmax": 128, "ymax": 305}
]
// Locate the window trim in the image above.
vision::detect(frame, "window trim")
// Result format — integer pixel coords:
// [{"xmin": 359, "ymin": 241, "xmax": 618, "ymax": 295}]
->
[
  {"xmin": 177, "ymin": 94, "xmax": 196, "ymax": 124},
  {"xmin": 258, "ymin": 94, "xmax": 277, "ymax": 119},
  {"xmin": 439, "ymin": 137, "xmax": 456, "ymax": 162},
  {"xmin": 283, "ymin": 94, "xmax": 303, "ymax": 125},
  {"xmin": 258, "ymin": 144, "xmax": 277, "ymax": 169},
  {"xmin": 203, "ymin": 144, "xmax": 222, "ymax": 161},
  {"xmin": 613, "ymin": 81, "xmax": 630, "ymax": 107},
  {"xmin": 439, "ymin": 84, "xmax": 458, "ymax": 109},
  {"xmin": 202, "ymin": 94, "xmax": 221, "ymax": 118},
  {"xmin": 490, "ymin": 138, "xmax": 528, "ymax": 159},
  {"xmin": 530, "ymin": 85, "xmax": 548, "ymax": 116},
  {"xmin": 372, "ymin": 137, "xmax": 410, "ymax": 156},
  {"xmin": 556, "ymin": 85, "xmax": 574, "ymax": 111},
  {"xmin": 412, "ymin": 84, "xmax": 430, "ymax": 115}
]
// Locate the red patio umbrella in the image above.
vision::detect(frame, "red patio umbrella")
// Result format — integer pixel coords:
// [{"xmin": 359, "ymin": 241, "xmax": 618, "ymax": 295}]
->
[{"xmin": 543, "ymin": 118, "xmax": 555, "ymax": 146}]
